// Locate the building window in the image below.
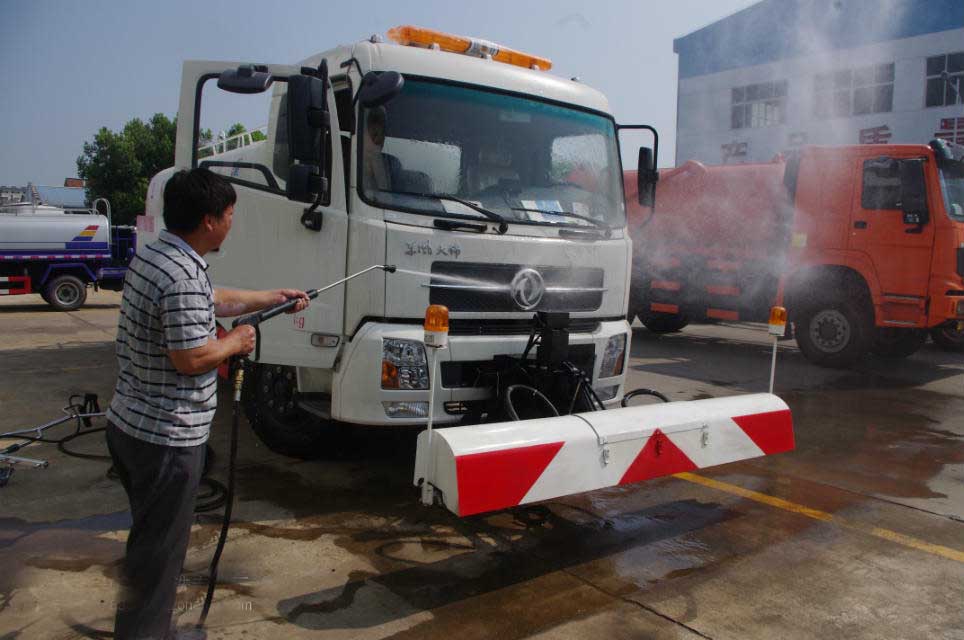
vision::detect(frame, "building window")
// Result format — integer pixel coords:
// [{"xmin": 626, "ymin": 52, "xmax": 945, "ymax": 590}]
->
[
  {"xmin": 926, "ymin": 52, "xmax": 964, "ymax": 108},
  {"xmin": 814, "ymin": 63, "xmax": 894, "ymax": 118},
  {"xmin": 731, "ymin": 81, "xmax": 787, "ymax": 129}
]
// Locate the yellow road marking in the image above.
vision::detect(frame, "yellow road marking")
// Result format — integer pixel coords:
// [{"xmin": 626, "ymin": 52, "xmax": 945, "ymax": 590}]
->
[{"xmin": 675, "ymin": 471, "xmax": 964, "ymax": 564}]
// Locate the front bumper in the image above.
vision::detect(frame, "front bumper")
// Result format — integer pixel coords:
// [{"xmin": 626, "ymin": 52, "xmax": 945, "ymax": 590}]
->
[{"xmin": 331, "ymin": 319, "xmax": 631, "ymax": 426}]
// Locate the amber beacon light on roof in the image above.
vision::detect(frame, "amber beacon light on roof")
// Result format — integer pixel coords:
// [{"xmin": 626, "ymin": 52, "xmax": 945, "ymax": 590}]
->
[{"xmin": 386, "ymin": 25, "xmax": 552, "ymax": 71}]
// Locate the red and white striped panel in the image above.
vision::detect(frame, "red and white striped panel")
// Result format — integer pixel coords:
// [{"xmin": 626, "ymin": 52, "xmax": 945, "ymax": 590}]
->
[
  {"xmin": 0, "ymin": 275, "xmax": 31, "ymax": 295},
  {"xmin": 415, "ymin": 393, "xmax": 793, "ymax": 517}
]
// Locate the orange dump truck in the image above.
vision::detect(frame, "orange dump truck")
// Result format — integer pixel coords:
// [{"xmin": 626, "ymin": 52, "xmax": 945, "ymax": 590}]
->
[{"xmin": 626, "ymin": 139, "xmax": 964, "ymax": 367}]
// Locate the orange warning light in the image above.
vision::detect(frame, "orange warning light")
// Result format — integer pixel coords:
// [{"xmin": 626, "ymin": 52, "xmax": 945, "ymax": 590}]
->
[
  {"xmin": 768, "ymin": 306, "xmax": 787, "ymax": 336},
  {"xmin": 424, "ymin": 304, "xmax": 450, "ymax": 333},
  {"xmin": 386, "ymin": 25, "xmax": 552, "ymax": 71}
]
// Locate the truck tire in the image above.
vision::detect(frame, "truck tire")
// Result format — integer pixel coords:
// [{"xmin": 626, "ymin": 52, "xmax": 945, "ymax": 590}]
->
[
  {"xmin": 795, "ymin": 297, "xmax": 872, "ymax": 368},
  {"xmin": 641, "ymin": 312, "xmax": 689, "ymax": 334},
  {"xmin": 242, "ymin": 363, "xmax": 334, "ymax": 458},
  {"xmin": 44, "ymin": 275, "xmax": 87, "ymax": 311},
  {"xmin": 872, "ymin": 328, "xmax": 926, "ymax": 358},
  {"xmin": 930, "ymin": 325, "xmax": 964, "ymax": 352}
]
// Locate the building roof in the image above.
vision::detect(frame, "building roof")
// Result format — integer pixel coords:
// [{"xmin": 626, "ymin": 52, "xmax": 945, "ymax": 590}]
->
[
  {"xmin": 674, "ymin": 0, "xmax": 964, "ymax": 79},
  {"xmin": 35, "ymin": 185, "xmax": 87, "ymax": 208}
]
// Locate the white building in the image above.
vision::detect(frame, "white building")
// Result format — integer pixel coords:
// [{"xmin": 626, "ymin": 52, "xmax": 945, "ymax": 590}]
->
[{"xmin": 673, "ymin": 0, "xmax": 964, "ymax": 165}]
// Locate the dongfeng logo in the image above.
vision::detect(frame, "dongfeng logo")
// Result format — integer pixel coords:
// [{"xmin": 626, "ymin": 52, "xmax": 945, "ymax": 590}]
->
[{"xmin": 511, "ymin": 268, "xmax": 545, "ymax": 310}]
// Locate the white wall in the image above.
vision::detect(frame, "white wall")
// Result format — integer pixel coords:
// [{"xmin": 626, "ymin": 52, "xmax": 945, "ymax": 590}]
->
[{"xmin": 675, "ymin": 27, "xmax": 964, "ymax": 165}]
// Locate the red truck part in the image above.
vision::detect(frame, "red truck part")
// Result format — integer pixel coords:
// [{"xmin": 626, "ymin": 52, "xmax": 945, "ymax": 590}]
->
[{"xmin": 626, "ymin": 140, "xmax": 964, "ymax": 366}]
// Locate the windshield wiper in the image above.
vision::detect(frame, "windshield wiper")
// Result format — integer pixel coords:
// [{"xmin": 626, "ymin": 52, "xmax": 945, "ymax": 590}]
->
[
  {"xmin": 509, "ymin": 207, "xmax": 611, "ymax": 236},
  {"xmin": 389, "ymin": 190, "xmax": 508, "ymax": 234}
]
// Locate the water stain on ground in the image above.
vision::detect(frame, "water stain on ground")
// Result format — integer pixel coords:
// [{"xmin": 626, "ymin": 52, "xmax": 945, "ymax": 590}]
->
[
  {"xmin": 780, "ymin": 387, "xmax": 964, "ymax": 500},
  {"xmin": 277, "ymin": 499, "xmax": 734, "ymax": 631}
]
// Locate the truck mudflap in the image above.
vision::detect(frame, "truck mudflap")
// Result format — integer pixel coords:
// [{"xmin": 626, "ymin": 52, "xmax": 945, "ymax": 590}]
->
[{"xmin": 414, "ymin": 393, "xmax": 793, "ymax": 517}]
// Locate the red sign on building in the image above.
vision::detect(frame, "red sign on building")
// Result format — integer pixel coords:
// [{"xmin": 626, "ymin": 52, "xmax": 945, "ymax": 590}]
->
[
  {"xmin": 935, "ymin": 118, "xmax": 964, "ymax": 145},
  {"xmin": 858, "ymin": 125, "xmax": 892, "ymax": 145},
  {"xmin": 721, "ymin": 141, "xmax": 748, "ymax": 163}
]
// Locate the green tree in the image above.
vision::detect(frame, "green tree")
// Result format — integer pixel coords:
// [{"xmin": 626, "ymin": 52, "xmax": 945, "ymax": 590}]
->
[
  {"xmin": 76, "ymin": 113, "xmax": 177, "ymax": 226},
  {"xmin": 223, "ymin": 122, "xmax": 266, "ymax": 151}
]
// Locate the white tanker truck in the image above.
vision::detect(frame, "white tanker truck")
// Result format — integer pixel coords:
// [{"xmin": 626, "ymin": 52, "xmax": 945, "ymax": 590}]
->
[
  {"xmin": 139, "ymin": 26, "xmax": 795, "ymax": 516},
  {"xmin": 0, "ymin": 199, "xmax": 136, "ymax": 310}
]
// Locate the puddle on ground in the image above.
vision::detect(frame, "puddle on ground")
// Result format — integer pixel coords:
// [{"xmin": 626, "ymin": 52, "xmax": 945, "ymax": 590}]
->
[{"xmin": 780, "ymin": 388, "xmax": 964, "ymax": 500}]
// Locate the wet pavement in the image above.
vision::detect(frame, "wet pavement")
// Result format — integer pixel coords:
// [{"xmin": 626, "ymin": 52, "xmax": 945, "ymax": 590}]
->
[{"xmin": 1, "ymin": 293, "xmax": 962, "ymax": 639}]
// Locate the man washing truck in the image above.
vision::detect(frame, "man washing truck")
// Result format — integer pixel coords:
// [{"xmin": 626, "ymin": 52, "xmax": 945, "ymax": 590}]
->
[{"xmin": 106, "ymin": 169, "xmax": 308, "ymax": 639}]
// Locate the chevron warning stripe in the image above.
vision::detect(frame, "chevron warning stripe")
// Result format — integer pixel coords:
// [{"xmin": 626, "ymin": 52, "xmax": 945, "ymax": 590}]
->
[{"xmin": 416, "ymin": 394, "xmax": 794, "ymax": 517}]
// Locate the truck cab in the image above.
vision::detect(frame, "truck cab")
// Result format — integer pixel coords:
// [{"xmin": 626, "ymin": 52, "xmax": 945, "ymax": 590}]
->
[
  {"xmin": 144, "ymin": 28, "xmax": 656, "ymax": 455},
  {"xmin": 626, "ymin": 139, "xmax": 964, "ymax": 367},
  {"xmin": 782, "ymin": 140, "xmax": 964, "ymax": 363}
]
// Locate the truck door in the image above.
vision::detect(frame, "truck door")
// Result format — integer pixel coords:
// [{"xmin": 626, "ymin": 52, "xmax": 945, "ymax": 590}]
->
[
  {"xmin": 175, "ymin": 60, "xmax": 348, "ymax": 368},
  {"xmin": 849, "ymin": 155, "xmax": 936, "ymax": 324}
]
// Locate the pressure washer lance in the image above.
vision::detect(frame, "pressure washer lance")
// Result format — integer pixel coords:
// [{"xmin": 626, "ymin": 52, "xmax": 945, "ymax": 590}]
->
[{"xmin": 196, "ymin": 264, "xmax": 395, "ymax": 631}]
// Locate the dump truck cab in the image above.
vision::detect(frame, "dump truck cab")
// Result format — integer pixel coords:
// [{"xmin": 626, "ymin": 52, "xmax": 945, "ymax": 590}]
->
[
  {"xmin": 626, "ymin": 139, "xmax": 964, "ymax": 367},
  {"xmin": 781, "ymin": 140, "xmax": 964, "ymax": 363},
  {"xmin": 144, "ymin": 28, "xmax": 656, "ymax": 454}
]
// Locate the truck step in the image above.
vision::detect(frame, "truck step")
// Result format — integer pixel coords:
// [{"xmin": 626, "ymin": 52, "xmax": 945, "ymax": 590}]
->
[{"xmin": 299, "ymin": 396, "xmax": 332, "ymax": 420}]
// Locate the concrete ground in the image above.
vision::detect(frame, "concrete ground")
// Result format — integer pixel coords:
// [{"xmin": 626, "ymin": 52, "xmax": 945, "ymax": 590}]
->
[{"xmin": 1, "ymin": 291, "xmax": 962, "ymax": 639}]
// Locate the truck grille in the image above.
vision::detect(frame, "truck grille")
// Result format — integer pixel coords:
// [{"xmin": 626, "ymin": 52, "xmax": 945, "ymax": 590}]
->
[{"xmin": 427, "ymin": 262, "xmax": 605, "ymax": 312}]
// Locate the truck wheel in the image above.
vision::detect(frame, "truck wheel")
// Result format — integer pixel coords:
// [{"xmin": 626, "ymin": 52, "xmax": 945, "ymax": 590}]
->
[
  {"xmin": 242, "ymin": 363, "xmax": 332, "ymax": 458},
  {"xmin": 930, "ymin": 325, "xmax": 964, "ymax": 352},
  {"xmin": 44, "ymin": 275, "xmax": 87, "ymax": 311},
  {"xmin": 872, "ymin": 328, "xmax": 926, "ymax": 358},
  {"xmin": 795, "ymin": 298, "xmax": 872, "ymax": 368},
  {"xmin": 641, "ymin": 312, "xmax": 689, "ymax": 334}
]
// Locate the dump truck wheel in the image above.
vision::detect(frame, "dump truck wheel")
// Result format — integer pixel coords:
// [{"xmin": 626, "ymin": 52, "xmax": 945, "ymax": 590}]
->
[
  {"xmin": 641, "ymin": 312, "xmax": 689, "ymax": 334},
  {"xmin": 872, "ymin": 328, "xmax": 926, "ymax": 358},
  {"xmin": 795, "ymin": 297, "xmax": 872, "ymax": 368},
  {"xmin": 930, "ymin": 325, "xmax": 964, "ymax": 352},
  {"xmin": 242, "ymin": 363, "xmax": 333, "ymax": 458},
  {"xmin": 45, "ymin": 275, "xmax": 87, "ymax": 311}
]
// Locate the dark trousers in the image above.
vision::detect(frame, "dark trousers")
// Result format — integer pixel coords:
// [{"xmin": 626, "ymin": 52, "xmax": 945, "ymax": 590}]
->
[{"xmin": 106, "ymin": 422, "xmax": 205, "ymax": 640}]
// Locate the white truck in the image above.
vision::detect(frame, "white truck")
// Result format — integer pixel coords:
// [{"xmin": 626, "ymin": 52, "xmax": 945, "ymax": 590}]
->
[{"xmin": 142, "ymin": 26, "xmax": 662, "ymax": 456}]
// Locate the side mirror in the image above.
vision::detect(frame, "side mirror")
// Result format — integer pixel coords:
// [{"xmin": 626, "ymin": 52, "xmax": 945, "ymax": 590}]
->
[
  {"xmin": 287, "ymin": 74, "xmax": 329, "ymax": 164},
  {"xmin": 218, "ymin": 65, "xmax": 273, "ymax": 94},
  {"xmin": 899, "ymin": 158, "xmax": 929, "ymax": 226},
  {"xmin": 637, "ymin": 147, "xmax": 658, "ymax": 207},
  {"xmin": 287, "ymin": 164, "xmax": 327, "ymax": 204},
  {"xmin": 356, "ymin": 71, "xmax": 405, "ymax": 108}
]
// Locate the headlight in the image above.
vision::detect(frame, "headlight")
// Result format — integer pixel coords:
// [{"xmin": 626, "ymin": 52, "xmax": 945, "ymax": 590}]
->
[
  {"xmin": 599, "ymin": 334, "xmax": 627, "ymax": 378},
  {"xmin": 956, "ymin": 300, "xmax": 964, "ymax": 316},
  {"xmin": 382, "ymin": 338, "xmax": 429, "ymax": 389}
]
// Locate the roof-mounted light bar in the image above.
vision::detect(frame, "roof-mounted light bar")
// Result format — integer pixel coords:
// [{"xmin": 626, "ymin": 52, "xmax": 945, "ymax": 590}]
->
[{"xmin": 386, "ymin": 25, "xmax": 552, "ymax": 71}]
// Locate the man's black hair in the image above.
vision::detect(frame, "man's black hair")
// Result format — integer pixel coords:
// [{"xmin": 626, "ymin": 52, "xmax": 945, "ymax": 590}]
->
[{"xmin": 162, "ymin": 168, "xmax": 237, "ymax": 233}]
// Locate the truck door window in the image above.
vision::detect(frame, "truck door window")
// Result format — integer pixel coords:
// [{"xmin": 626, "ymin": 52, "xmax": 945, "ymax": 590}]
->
[
  {"xmin": 861, "ymin": 158, "xmax": 901, "ymax": 210},
  {"xmin": 198, "ymin": 77, "xmax": 333, "ymax": 204}
]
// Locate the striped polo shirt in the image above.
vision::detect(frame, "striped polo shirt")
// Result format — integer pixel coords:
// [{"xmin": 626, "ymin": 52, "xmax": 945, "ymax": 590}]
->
[{"xmin": 107, "ymin": 230, "xmax": 218, "ymax": 447}]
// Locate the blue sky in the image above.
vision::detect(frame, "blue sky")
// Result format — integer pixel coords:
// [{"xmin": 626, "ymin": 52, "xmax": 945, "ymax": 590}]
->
[{"xmin": 0, "ymin": 0, "xmax": 756, "ymax": 187}]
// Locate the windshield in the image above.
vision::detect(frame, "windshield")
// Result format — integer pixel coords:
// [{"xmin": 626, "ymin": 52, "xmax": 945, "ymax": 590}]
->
[
  {"xmin": 359, "ymin": 80, "xmax": 624, "ymax": 228},
  {"xmin": 939, "ymin": 164, "xmax": 964, "ymax": 222}
]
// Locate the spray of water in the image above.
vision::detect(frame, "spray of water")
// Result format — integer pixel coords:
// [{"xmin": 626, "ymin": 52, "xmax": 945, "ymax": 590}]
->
[{"xmin": 392, "ymin": 268, "xmax": 507, "ymax": 289}]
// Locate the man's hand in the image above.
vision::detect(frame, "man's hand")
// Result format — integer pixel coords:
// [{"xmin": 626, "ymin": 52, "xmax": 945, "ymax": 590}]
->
[
  {"xmin": 228, "ymin": 324, "xmax": 256, "ymax": 355},
  {"xmin": 168, "ymin": 324, "xmax": 256, "ymax": 376},
  {"xmin": 269, "ymin": 289, "xmax": 310, "ymax": 314}
]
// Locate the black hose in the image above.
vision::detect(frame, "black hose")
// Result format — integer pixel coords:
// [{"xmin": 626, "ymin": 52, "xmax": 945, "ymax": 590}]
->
[
  {"xmin": 504, "ymin": 384, "xmax": 559, "ymax": 421},
  {"xmin": 197, "ymin": 366, "xmax": 241, "ymax": 628},
  {"xmin": 621, "ymin": 388, "xmax": 671, "ymax": 406}
]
